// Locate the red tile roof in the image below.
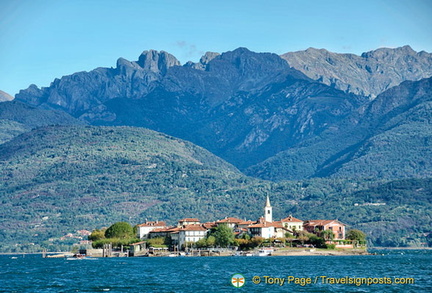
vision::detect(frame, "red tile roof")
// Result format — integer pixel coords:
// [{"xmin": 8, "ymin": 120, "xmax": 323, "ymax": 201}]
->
[
  {"xmin": 281, "ymin": 216, "xmax": 303, "ymax": 223},
  {"xmin": 248, "ymin": 221, "xmax": 286, "ymax": 229},
  {"xmin": 305, "ymin": 220, "xmax": 345, "ymax": 226},
  {"xmin": 179, "ymin": 224, "xmax": 208, "ymax": 231},
  {"xmin": 248, "ymin": 222, "xmax": 274, "ymax": 228},
  {"xmin": 216, "ymin": 217, "xmax": 244, "ymax": 224},
  {"xmin": 178, "ymin": 218, "xmax": 200, "ymax": 222},
  {"xmin": 238, "ymin": 220, "xmax": 256, "ymax": 225},
  {"xmin": 149, "ymin": 226, "xmax": 180, "ymax": 233},
  {"xmin": 202, "ymin": 222, "xmax": 217, "ymax": 229},
  {"xmin": 137, "ymin": 221, "xmax": 167, "ymax": 227}
]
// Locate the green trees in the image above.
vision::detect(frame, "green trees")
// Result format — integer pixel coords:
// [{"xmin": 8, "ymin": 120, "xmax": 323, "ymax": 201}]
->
[
  {"xmin": 212, "ymin": 224, "xmax": 235, "ymax": 247},
  {"xmin": 88, "ymin": 229, "xmax": 106, "ymax": 241},
  {"xmin": 346, "ymin": 229, "xmax": 367, "ymax": 248},
  {"xmin": 346, "ymin": 229, "xmax": 366, "ymax": 242},
  {"xmin": 90, "ymin": 222, "xmax": 139, "ymax": 248},
  {"xmin": 234, "ymin": 236, "xmax": 264, "ymax": 250},
  {"xmin": 105, "ymin": 222, "xmax": 134, "ymax": 239},
  {"xmin": 195, "ymin": 225, "xmax": 235, "ymax": 248},
  {"xmin": 196, "ymin": 235, "xmax": 217, "ymax": 248},
  {"xmin": 147, "ymin": 237, "xmax": 170, "ymax": 248},
  {"xmin": 321, "ymin": 230, "xmax": 335, "ymax": 241}
]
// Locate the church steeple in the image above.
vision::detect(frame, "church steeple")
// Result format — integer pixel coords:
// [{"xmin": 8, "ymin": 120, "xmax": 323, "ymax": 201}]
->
[{"xmin": 264, "ymin": 195, "xmax": 272, "ymax": 223}]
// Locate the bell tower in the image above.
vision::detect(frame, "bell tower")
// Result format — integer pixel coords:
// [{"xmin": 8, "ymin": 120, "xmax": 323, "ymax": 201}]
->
[{"xmin": 264, "ymin": 195, "xmax": 272, "ymax": 223}]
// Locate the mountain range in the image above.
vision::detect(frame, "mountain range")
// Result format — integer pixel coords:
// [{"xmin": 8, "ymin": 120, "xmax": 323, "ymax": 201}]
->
[
  {"xmin": 281, "ymin": 45, "xmax": 432, "ymax": 98},
  {"xmin": 1, "ymin": 46, "xmax": 432, "ymax": 250},
  {"xmin": 13, "ymin": 46, "xmax": 432, "ymax": 181}
]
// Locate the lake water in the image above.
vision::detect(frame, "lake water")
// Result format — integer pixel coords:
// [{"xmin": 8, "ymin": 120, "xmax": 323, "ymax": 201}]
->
[{"xmin": 0, "ymin": 249, "xmax": 431, "ymax": 292}]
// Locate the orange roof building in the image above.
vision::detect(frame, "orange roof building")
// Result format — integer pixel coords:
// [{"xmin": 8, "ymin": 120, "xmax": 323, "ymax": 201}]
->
[{"xmin": 304, "ymin": 220, "xmax": 346, "ymax": 240}]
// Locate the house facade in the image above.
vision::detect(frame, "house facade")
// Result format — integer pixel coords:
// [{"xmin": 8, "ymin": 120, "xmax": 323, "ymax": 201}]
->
[
  {"xmin": 281, "ymin": 215, "xmax": 304, "ymax": 233},
  {"xmin": 216, "ymin": 217, "xmax": 243, "ymax": 229},
  {"xmin": 303, "ymin": 220, "xmax": 346, "ymax": 240},
  {"xmin": 248, "ymin": 221, "xmax": 275, "ymax": 239},
  {"xmin": 178, "ymin": 224, "xmax": 208, "ymax": 249},
  {"xmin": 137, "ymin": 221, "xmax": 167, "ymax": 239}
]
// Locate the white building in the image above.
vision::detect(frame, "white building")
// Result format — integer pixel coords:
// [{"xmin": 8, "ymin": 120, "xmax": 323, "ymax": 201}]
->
[
  {"xmin": 247, "ymin": 196, "xmax": 298, "ymax": 239},
  {"xmin": 177, "ymin": 218, "xmax": 200, "ymax": 227},
  {"xmin": 137, "ymin": 221, "xmax": 167, "ymax": 239},
  {"xmin": 264, "ymin": 195, "xmax": 273, "ymax": 223},
  {"xmin": 281, "ymin": 215, "xmax": 304, "ymax": 233},
  {"xmin": 178, "ymin": 224, "xmax": 208, "ymax": 249},
  {"xmin": 248, "ymin": 220, "xmax": 276, "ymax": 238}
]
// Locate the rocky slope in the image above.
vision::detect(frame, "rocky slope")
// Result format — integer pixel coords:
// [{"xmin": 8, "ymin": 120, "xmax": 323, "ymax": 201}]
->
[
  {"xmin": 13, "ymin": 47, "xmax": 432, "ymax": 180},
  {"xmin": 281, "ymin": 45, "xmax": 432, "ymax": 98},
  {"xmin": 246, "ymin": 76, "xmax": 432, "ymax": 180},
  {"xmin": 15, "ymin": 48, "xmax": 367, "ymax": 169}
]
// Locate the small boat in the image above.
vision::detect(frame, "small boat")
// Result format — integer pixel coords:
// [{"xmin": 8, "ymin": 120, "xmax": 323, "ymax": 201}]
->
[
  {"xmin": 257, "ymin": 248, "xmax": 273, "ymax": 256},
  {"xmin": 66, "ymin": 254, "xmax": 97, "ymax": 260}
]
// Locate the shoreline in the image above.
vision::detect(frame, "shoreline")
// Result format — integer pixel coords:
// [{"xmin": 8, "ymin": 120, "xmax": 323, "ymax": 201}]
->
[
  {"xmin": 2, "ymin": 247, "xmax": 432, "ymax": 257},
  {"xmin": 368, "ymin": 247, "xmax": 432, "ymax": 250}
]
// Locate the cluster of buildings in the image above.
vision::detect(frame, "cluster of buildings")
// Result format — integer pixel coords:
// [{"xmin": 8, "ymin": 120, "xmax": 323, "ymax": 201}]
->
[{"xmin": 134, "ymin": 196, "xmax": 347, "ymax": 251}]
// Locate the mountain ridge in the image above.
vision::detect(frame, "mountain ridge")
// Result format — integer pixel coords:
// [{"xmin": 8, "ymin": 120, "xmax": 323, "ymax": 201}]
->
[
  {"xmin": 12, "ymin": 46, "xmax": 432, "ymax": 181},
  {"xmin": 281, "ymin": 45, "xmax": 432, "ymax": 98},
  {"xmin": 245, "ymin": 76, "xmax": 432, "ymax": 180}
]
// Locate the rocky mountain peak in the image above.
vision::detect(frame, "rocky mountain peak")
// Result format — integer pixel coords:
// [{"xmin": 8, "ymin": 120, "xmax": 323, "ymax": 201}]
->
[
  {"xmin": 137, "ymin": 50, "xmax": 181, "ymax": 75},
  {"xmin": 115, "ymin": 57, "xmax": 143, "ymax": 78},
  {"xmin": 185, "ymin": 51, "xmax": 220, "ymax": 70},
  {"xmin": 282, "ymin": 46, "xmax": 432, "ymax": 98},
  {"xmin": 208, "ymin": 47, "xmax": 293, "ymax": 79},
  {"xmin": 200, "ymin": 51, "xmax": 220, "ymax": 64},
  {"xmin": 360, "ymin": 45, "xmax": 416, "ymax": 60}
]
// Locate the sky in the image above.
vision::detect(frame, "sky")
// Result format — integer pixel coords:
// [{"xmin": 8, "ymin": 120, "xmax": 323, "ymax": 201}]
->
[{"xmin": 1, "ymin": 0, "xmax": 431, "ymax": 96}]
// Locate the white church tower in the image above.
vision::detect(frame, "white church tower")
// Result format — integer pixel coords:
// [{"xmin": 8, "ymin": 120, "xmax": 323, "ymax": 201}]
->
[{"xmin": 264, "ymin": 195, "xmax": 273, "ymax": 223}]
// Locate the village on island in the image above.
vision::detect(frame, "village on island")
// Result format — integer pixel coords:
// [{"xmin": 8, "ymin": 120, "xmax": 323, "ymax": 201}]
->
[{"xmin": 62, "ymin": 195, "xmax": 367, "ymax": 258}]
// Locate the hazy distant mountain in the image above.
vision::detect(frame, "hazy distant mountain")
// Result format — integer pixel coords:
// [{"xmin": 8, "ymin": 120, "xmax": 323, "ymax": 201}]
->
[
  {"xmin": 14, "ymin": 47, "xmax": 432, "ymax": 180},
  {"xmin": 0, "ymin": 90, "xmax": 14, "ymax": 102},
  {"xmin": 0, "ymin": 100, "xmax": 83, "ymax": 144},
  {"xmin": 281, "ymin": 46, "xmax": 432, "ymax": 98}
]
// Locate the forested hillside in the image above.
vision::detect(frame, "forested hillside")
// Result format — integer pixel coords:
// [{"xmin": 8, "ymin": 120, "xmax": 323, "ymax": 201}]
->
[{"xmin": 0, "ymin": 126, "xmax": 431, "ymax": 251}]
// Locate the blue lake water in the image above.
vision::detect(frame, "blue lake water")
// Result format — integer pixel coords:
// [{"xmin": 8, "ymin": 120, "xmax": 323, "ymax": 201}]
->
[{"xmin": 0, "ymin": 249, "xmax": 431, "ymax": 292}]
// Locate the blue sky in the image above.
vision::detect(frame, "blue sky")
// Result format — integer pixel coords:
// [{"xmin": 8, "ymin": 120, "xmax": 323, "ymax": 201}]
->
[{"xmin": 1, "ymin": 0, "xmax": 431, "ymax": 96}]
